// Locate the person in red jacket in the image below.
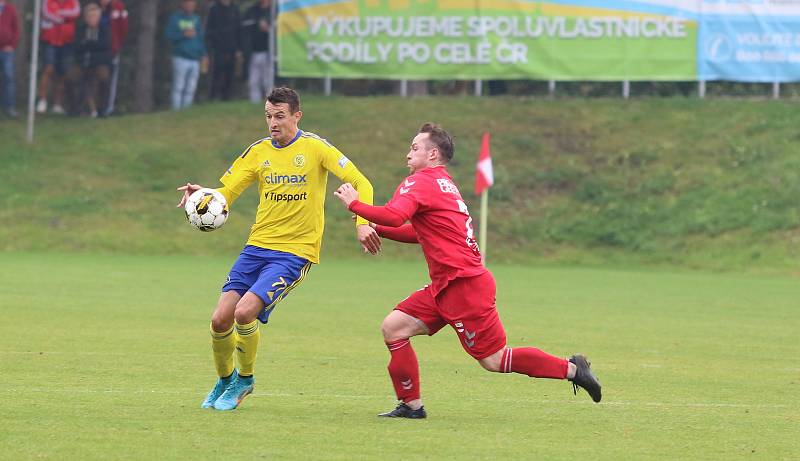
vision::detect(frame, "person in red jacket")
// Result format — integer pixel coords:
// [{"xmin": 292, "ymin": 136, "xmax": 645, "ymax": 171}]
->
[
  {"xmin": 0, "ymin": 0, "xmax": 20, "ymax": 118},
  {"xmin": 36, "ymin": 0, "xmax": 80, "ymax": 115},
  {"xmin": 99, "ymin": 0, "xmax": 127, "ymax": 116}
]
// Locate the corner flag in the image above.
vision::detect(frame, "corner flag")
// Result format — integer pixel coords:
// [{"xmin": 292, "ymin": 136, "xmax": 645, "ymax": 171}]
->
[
  {"xmin": 475, "ymin": 133, "xmax": 494, "ymax": 195},
  {"xmin": 475, "ymin": 133, "xmax": 493, "ymax": 264}
]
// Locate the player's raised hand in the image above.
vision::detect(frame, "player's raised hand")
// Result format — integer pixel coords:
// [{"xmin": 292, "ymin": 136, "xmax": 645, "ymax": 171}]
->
[
  {"xmin": 357, "ymin": 224, "xmax": 381, "ymax": 255},
  {"xmin": 176, "ymin": 183, "xmax": 203, "ymax": 207},
  {"xmin": 333, "ymin": 183, "xmax": 359, "ymax": 207}
]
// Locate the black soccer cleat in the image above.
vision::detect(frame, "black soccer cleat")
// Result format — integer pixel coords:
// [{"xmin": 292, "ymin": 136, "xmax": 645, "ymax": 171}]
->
[
  {"xmin": 378, "ymin": 402, "xmax": 427, "ymax": 419},
  {"xmin": 569, "ymin": 354, "xmax": 602, "ymax": 403}
]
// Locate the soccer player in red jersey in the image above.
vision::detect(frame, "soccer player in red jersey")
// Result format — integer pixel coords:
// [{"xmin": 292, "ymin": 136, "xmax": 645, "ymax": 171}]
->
[{"xmin": 334, "ymin": 123, "xmax": 601, "ymax": 418}]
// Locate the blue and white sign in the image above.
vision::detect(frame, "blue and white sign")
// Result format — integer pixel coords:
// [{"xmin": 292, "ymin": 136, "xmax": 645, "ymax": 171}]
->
[{"xmin": 697, "ymin": 0, "xmax": 800, "ymax": 82}]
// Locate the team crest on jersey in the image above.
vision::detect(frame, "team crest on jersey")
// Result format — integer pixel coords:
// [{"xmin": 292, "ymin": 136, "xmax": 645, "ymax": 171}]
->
[
  {"xmin": 293, "ymin": 154, "xmax": 306, "ymax": 168},
  {"xmin": 437, "ymin": 178, "xmax": 458, "ymax": 194}
]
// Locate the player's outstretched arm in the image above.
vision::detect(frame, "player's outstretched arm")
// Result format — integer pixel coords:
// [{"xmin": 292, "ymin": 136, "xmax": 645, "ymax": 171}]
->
[
  {"xmin": 176, "ymin": 183, "xmax": 204, "ymax": 207},
  {"xmin": 334, "ymin": 183, "xmax": 406, "ymax": 227},
  {"xmin": 376, "ymin": 224, "xmax": 419, "ymax": 244},
  {"xmin": 356, "ymin": 224, "xmax": 381, "ymax": 255},
  {"xmin": 334, "ymin": 183, "xmax": 382, "ymax": 254}
]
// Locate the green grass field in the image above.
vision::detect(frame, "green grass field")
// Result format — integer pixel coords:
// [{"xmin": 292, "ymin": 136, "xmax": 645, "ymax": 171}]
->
[
  {"xmin": 2, "ymin": 253, "xmax": 797, "ymax": 460},
  {"xmin": 2, "ymin": 96, "xmax": 800, "ymax": 270}
]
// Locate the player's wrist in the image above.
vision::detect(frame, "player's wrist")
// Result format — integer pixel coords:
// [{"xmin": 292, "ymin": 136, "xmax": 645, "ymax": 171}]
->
[{"xmin": 347, "ymin": 200, "xmax": 361, "ymax": 211}]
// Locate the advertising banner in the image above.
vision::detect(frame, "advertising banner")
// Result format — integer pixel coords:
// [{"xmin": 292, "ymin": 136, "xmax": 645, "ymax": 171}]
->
[
  {"xmin": 278, "ymin": 0, "xmax": 698, "ymax": 80},
  {"xmin": 697, "ymin": 1, "xmax": 800, "ymax": 82}
]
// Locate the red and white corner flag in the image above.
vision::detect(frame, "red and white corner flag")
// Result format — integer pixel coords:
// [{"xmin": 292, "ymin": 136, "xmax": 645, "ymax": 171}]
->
[
  {"xmin": 475, "ymin": 132, "xmax": 494, "ymax": 195},
  {"xmin": 475, "ymin": 133, "xmax": 493, "ymax": 264}
]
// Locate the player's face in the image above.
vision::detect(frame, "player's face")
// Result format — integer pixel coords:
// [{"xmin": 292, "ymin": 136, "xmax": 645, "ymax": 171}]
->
[
  {"xmin": 407, "ymin": 133, "xmax": 437, "ymax": 174},
  {"xmin": 265, "ymin": 101, "xmax": 302, "ymax": 146}
]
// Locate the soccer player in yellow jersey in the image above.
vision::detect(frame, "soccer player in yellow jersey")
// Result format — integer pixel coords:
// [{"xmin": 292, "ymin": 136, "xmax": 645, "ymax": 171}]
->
[{"xmin": 176, "ymin": 87, "xmax": 381, "ymax": 411}]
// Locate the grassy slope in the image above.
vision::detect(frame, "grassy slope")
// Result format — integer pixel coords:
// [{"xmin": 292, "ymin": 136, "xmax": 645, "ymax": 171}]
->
[
  {"xmin": 1, "ymin": 96, "xmax": 799, "ymax": 270},
  {"xmin": 1, "ymin": 254, "xmax": 798, "ymax": 460}
]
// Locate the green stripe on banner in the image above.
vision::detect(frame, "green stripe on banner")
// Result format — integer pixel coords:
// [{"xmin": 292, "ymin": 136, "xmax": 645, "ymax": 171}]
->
[{"xmin": 278, "ymin": 0, "xmax": 696, "ymax": 80}]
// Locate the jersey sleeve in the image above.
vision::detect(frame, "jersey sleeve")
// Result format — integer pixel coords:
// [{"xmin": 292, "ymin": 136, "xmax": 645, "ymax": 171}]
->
[
  {"xmin": 383, "ymin": 175, "xmax": 425, "ymax": 221},
  {"xmin": 376, "ymin": 223, "xmax": 418, "ymax": 244},
  {"xmin": 218, "ymin": 142, "xmax": 260, "ymax": 206},
  {"xmin": 349, "ymin": 201, "xmax": 406, "ymax": 227},
  {"xmin": 319, "ymin": 140, "xmax": 374, "ymax": 226}
]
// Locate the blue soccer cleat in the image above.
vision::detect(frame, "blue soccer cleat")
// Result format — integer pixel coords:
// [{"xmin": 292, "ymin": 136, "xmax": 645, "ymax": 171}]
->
[
  {"xmin": 213, "ymin": 375, "xmax": 254, "ymax": 411},
  {"xmin": 201, "ymin": 370, "xmax": 239, "ymax": 409}
]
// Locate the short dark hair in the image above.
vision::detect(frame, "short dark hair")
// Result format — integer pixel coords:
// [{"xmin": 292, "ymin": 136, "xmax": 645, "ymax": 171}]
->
[
  {"xmin": 419, "ymin": 123, "xmax": 454, "ymax": 162},
  {"xmin": 267, "ymin": 87, "xmax": 301, "ymax": 114}
]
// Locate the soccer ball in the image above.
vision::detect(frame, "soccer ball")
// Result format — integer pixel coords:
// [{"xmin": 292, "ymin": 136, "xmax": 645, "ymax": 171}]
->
[{"xmin": 184, "ymin": 188, "xmax": 229, "ymax": 232}]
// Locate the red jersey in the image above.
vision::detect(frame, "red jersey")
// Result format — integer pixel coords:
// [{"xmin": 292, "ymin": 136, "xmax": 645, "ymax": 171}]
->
[
  {"xmin": 384, "ymin": 166, "xmax": 485, "ymax": 296},
  {"xmin": 40, "ymin": 0, "xmax": 80, "ymax": 47}
]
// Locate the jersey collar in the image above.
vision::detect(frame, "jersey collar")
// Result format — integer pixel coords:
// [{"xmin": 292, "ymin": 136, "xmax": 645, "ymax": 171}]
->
[{"xmin": 271, "ymin": 130, "xmax": 302, "ymax": 149}]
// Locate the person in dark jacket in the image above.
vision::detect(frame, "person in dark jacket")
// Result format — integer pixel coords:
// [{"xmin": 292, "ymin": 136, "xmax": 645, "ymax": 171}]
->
[
  {"xmin": 99, "ymin": 0, "xmax": 128, "ymax": 116},
  {"xmin": 73, "ymin": 3, "xmax": 111, "ymax": 117},
  {"xmin": 241, "ymin": 0, "xmax": 271, "ymax": 104},
  {"xmin": 206, "ymin": 0, "xmax": 241, "ymax": 101}
]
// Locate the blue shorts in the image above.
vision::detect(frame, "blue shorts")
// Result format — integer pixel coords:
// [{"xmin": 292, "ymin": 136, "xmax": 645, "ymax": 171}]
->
[
  {"xmin": 222, "ymin": 245, "xmax": 312, "ymax": 323},
  {"xmin": 42, "ymin": 43, "xmax": 74, "ymax": 76}
]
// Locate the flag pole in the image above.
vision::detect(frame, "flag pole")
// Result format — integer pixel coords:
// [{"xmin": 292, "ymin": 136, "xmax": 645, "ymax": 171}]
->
[
  {"xmin": 479, "ymin": 188, "xmax": 488, "ymax": 265},
  {"xmin": 27, "ymin": 0, "xmax": 43, "ymax": 144}
]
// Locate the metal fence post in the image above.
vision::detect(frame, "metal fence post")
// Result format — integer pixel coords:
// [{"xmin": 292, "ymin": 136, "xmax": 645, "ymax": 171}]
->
[
  {"xmin": 698, "ymin": 80, "xmax": 706, "ymax": 99},
  {"xmin": 622, "ymin": 80, "xmax": 630, "ymax": 99},
  {"xmin": 474, "ymin": 79, "xmax": 482, "ymax": 96},
  {"xmin": 324, "ymin": 75, "xmax": 332, "ymax": 96},
  {"xmin": 547, "ymin": 80, "xmax": 556, "ymax": 99},
  {"xmin": 772, "ymin": 82, "xmax": 780, "ymax": 99}
]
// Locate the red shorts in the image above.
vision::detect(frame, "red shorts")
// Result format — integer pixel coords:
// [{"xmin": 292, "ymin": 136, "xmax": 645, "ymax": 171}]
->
[{"xmin": 395, "ymin": 271, "xmax": 506, "ymax": 360}]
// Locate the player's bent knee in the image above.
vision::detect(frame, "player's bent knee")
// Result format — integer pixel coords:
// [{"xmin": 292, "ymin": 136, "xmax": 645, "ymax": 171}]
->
[
  {"xmin": 478, "ymin": 348, "xmax": 506, "ymax": 373},
  {"xmin": 381, "ymin": 316, "xmax": 410, "ymax": 342},
  {"xmin": 210, "ymin": 312, "xmax": 233, "ymax": 332},
  {"xmin": 381, "ymin": 319, "xmax": 399, "ymax": 342},
  {"xmin": 234, "ymin": 293, "xmax": 264, "ymax": 324}
]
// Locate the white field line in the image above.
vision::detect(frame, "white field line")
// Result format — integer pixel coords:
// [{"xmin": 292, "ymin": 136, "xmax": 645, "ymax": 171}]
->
[{"xmin": 5, "ymin": 387, "xmax": 795, "ymax": 409}]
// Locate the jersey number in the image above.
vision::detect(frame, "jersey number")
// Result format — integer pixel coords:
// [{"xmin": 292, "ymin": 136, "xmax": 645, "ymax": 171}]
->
[{"xmin": 456, "ymin": 199, "xmax": 480, "ymax": 253}]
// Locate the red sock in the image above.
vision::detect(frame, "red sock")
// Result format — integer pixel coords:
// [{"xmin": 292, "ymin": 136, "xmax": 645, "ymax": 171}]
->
[
  {"xmin": 501, "ymin": 347, "xmax": 568, "ymax": 379},
  {"xmin": 386, "ymin": 339, "xmax": 420, "ymax": 402}
]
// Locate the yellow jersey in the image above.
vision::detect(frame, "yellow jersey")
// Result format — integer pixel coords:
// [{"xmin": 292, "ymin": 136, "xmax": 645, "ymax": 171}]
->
[{"xmin": 217, "ymin": 130, "xmax": 374, "ymax": 263}]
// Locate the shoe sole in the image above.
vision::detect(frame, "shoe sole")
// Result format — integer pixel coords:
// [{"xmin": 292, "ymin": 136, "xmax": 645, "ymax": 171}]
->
[{"xmin": 237, "ymin": 388, "xmax": 253, "ymax": 406}]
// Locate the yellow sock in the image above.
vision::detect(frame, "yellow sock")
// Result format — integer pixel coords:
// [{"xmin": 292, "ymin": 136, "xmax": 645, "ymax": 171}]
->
[
  {"xmin": 210, "ymin": 324, "xmax": 236, "ymax": 378},
  {"xmin": 234, "ymin": 320, "xmax": 260, "ymax": 377}
]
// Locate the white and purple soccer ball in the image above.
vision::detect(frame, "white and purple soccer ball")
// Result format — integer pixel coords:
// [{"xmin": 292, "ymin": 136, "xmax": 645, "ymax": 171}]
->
[{"xmin": 184, "ymin": 188, "xmax": 229, "ymax": 232}]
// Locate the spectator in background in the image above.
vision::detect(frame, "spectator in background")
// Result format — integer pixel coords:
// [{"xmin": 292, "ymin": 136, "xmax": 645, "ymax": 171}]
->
[
  {"xmin": 206, "ymin": 0, "xmax": 241, "ymax": 101},
  {"xmin": 242, "ymin": 0, "xmax": 272, "ymax": 104},
  {"xmin": 99, "ymin": 0, "xmax": 128, "ymax": 116},
  {"xmin": 166, "ymin": 0, "xmax": 207, "ymax": 111},
  {"xmin": 37, "ymin": 0, "xmax": 80, "ymax": 115},
  {"xmin": 73, "ymin": 2, "xmax": 111, "ymax": 118},
  {"xmin": 0, "ymin": 0, "xmax": 20, "ymax": 118}
]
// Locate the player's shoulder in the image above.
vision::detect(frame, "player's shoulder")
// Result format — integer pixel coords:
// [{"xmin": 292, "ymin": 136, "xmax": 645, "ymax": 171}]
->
[
  {"xmin": 408, "ymin": 167, "xmax": 443, "ymax": 183},
  {"xmin": 299, "ymin": 131, "xmax": 336, "ymax": 149},
  {"xmin": 239, "ymin": 137, "xmax": 271, "ymax": 158}
]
